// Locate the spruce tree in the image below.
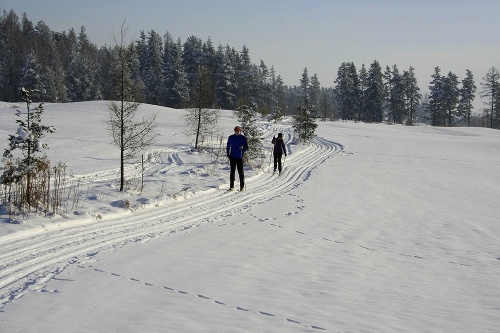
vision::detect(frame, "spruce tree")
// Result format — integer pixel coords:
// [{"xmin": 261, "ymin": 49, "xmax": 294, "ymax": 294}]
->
[
  {"xmin": 442, "ymin": 71, "xmax": 460, "ymax": 126},
  {"xmin": 403, "ymin": 66, "xmax": 421, "ymax": 125},
  {"xmin": 1, "ymin": 88, "xmax": 57, "ymax": 207},
  {"xmin": 480, "ymin": 67, "xmax": 500, "ymax": 129},
  {"xmin": 388, "ymin": 65, "xmax": 406, "ymax": 124},
  {"xmin": 293, "ymin": 68, "xmax": 317, "ymax": 143},
  {"xmin": 365, "ymin": 60, "xmax": 385, "ymax": 122},
  {"xmin": 428, "ymin": 67, "xmax": 445, "ymax": 126},
  {"xmin": 457, "ymin": 69, "xmax": 476, "ymax": 126},
  {"xmin": 236, "ymin": 101, "xmax": 263, "ymax": 164}
]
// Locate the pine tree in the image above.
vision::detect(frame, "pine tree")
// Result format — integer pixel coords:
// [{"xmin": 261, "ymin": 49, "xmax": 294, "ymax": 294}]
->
[
  {"xmin": 428, "ymin": 67, "xmax": 445, "ymax": 126},
  {"xmin": 214, "ymin": 44, "xmax": 236, "ymax": 109},
  {"xmin": 20, "ymin": 51, "xmax": 42, "ymax": 93},
  {"xmin": 318, "ymin": 87, "xmax": 334, "ymax": 121},
  {"xmin": 269, "ymin": 75, "xmax": 286, "ymax": 122},
  {"xmin": 480, "ymin": 67, "xmax": 500, "ymax": 129},
  {"xmin": 236, "ymin": 101, "xmax": 263, "ymax": 164},
  {"xmin": 388, "ymin": 65, "xmax": 406, "ymax": 124},
  {"xmin": 144, "ymin": 30, "xmax": 164, "ymax": 105},
  {"xmin": 0, "ymin": 10, "xmax": 24, "ymax": 102},
  {"xmin": 309, "ymin": 73, "xmax": 321, "ymax": 118},
  {"xmin": 65, "ymin": 27, "xmax": 100, "ymax": 101},
  {"xmin": 237, "ymin": 45, "xmax": 253, "ymax": 105},
  {"xmin": 1, "ymin": 88, "xmax": 57, "ymax": 207},
  {"xmin": 255, "ymin": 60, "xmax": 272, "ymax": 115},
  {"xmin": 365, "ymin": 60, "xmax": 385, "ymax": 122},
  {"xmin": 457, "ymin": 69, "xmax": 476, "ymax": 126},
  {"xmin": 442, "ymin": 71, "xmax": 460, "ymax": 126},
  {"xmin": 293, "ymin": 68, "xmax": 317, "ymax": 143},
  {"xmin": 334, "ymin": 62, "xmax": 359, "ymax": 121},
  {"xmin": 164, "ymin": 37, "xmax": 189, "ymax": 108},
  {"xmin": 183, "ymin": 35, "xmax": 204, "ymax": 96},
  {"xmin": 357, "ymin": 64, "xmax": 368, "ymax": 122},
  {"xmin": 403, "ymin": 66, "xmax": 421, "ymax": 125}
]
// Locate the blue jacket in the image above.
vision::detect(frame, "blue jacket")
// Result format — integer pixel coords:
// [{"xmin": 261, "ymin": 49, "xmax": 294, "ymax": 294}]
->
[{"xmin": 227, "ymin": 134, "xmax": 248, "ymax": 159}]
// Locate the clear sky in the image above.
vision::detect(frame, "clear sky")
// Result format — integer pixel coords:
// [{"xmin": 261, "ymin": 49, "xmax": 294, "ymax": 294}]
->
[{"xmin": 2, "ymin": 0, "xmax": 500, "ymax": 95}]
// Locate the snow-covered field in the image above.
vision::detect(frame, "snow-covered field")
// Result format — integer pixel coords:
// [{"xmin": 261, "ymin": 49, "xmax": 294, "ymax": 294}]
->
[{"xmin": 0, "ymin": 101, "xmax": 499, "ymax": 332}]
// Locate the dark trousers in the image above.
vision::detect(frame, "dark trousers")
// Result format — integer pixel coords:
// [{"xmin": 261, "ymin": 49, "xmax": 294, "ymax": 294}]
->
[
  {"xmin": 229, "ymin": 157, "xmax": 244, "ymax": 189},
  {"xmin": 273, "ymin": 153, "xmax": 283, "ymax": 172}
]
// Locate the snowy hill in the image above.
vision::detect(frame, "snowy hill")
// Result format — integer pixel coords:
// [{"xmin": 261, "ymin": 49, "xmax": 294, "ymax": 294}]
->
[{"xmin": 0, "ymin": 101, "xmax": 499, "ymax": 332}]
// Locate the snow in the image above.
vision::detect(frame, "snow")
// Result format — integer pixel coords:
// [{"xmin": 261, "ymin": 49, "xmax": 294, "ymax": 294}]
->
[{"xmin": 0, "ymin": 101, "xmax": 499, "ymax": 332}]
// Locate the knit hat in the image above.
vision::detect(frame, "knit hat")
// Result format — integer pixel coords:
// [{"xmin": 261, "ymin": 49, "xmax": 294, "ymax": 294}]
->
[{"xmin": 277, "ymin": 133, "xmax": 282, "ymax": 138}]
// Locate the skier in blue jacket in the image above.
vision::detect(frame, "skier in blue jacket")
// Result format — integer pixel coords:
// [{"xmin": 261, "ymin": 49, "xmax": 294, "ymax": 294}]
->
[{"xmin": 226, "ymin": 126, "xmax": 248, "ymax": 191}]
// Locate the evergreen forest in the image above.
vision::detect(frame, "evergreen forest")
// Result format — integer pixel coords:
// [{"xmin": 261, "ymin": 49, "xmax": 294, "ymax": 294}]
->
[{"xmin": 1, "ymin": 9, "xmax": 499, "ymax": 129}]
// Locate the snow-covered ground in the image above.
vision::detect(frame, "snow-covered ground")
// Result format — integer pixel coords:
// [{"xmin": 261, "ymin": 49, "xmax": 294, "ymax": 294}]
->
[{"xmin": 0, "ymin": 101, "xmax": 499, "ymax": 332}]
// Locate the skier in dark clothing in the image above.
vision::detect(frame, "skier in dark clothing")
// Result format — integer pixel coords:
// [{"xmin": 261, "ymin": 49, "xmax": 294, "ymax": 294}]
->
[
  {"xmin": 272, "ymin": 133, "xmax": 287, "ymax": 174},
  {"xmin": 226, "ymin": 126, "xmax": 248, "ymax": 191}
]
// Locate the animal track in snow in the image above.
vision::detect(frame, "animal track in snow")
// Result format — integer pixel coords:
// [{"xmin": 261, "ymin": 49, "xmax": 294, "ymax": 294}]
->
[{"xmin": 78, "ymin": 264, "xmax": 328, "ymax": 331}]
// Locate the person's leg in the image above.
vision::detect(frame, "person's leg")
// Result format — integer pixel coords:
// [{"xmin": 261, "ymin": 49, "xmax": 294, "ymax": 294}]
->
[
  {"xmin": 276, "ymin": 153, "xmax": 282, "ymax": 173},
  {"xmin": 237, "ymin": 158, "xmax": 244, "ymax": 189},
  {"xmin": 229, "ymin": 157, "xmax": 236, "ymax": 189},
  {"xmin": 273, "ymin": 153, "xmax": 278, "ymax": 172}
]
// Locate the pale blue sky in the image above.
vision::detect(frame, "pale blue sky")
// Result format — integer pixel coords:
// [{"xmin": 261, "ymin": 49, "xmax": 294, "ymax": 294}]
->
[{"xmin": 2, "ymin": 0, "xmax": 500, "ymax": 94}]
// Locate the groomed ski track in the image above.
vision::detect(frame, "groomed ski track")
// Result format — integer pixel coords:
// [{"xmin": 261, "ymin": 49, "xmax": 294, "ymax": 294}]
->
[{"xmin": 0, "ymin": 135, "xmax": 343, "ymax": 308}]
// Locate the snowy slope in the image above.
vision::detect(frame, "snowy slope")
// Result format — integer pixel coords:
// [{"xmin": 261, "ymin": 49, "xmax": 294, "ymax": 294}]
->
[{"xmin": 0, "ymin": 101, "xmax": 499, "ymax": 332}]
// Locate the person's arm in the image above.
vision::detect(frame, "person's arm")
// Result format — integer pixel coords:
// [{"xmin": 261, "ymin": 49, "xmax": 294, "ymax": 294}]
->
[{"xmin": 226, "ymin": 137, "xmax": 231, "ymax": 157}]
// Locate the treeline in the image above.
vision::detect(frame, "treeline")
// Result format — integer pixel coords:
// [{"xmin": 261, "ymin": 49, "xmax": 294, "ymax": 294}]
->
[
  {"xmin": 333, "ymin": 62, "xmax": 491, "ymax": 127},
  {"xmin": 0, "ymin": 9, "xmax": 308, "ymax": 116},
  {"xmin": 1, "ymin": 9, "xmax": 499, "ymax": 128}
]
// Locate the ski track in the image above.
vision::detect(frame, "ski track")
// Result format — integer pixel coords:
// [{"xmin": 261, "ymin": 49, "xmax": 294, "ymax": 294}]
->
[{"xmin": 0, "ymin": 135, "xmax": 342, "ymax": 329}]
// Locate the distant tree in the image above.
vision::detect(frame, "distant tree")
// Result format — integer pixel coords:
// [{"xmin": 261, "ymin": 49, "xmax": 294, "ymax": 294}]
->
[
  {"xmin": 214, "ymin": 44, "xmax": 236, "ymax": 109},
  {"xmin": 236, "ymin": 101, "xmax": 263, "ymax": 164},
  {"xmin": 293, "ymin": 68, "xmax": 317, "ymax": 142},
  {"xmin": 237, "ymin": 45, "xmax": 253, "ymax": 105},
  {"xmin": 255, "ymin": 60, "xmax": 273, "ymax": 115},
  {"xmin": 334, "ymin": 62, "xmax": 359, "ymax": 121},
  {"xmin": 319, "ymin": 87, "xmax": 333, "ymax": 121},
  {"xmin": 185, "ymin": 65, "xmax": 219, "ymax": 150},
  {"xmin": 107, "ymin": 22, "xmax": 157, "ymax": 192},
  {"xmin": 144, "ymin": 30, "xmax": 165, "ymax": 105},
  {"xmin": 480, "ymin": 66, "xmax": 500, "ymax": 129},
  {"xmin": 20, "ymin": 51, "xmax": 42, "ymax": 93},
  {"xmin": 428, "ymin": 67, "xmax": 445, "ymax": 126},
  {"xmin": 164, "ymin": 37, "xmax": 189, "ymax": 108},
  {"xmin": 442, "ymin": 71, "xmax": 460, "ymax": 126},
  {"xmin": 357, "ymin": 64, "xmax": 368, "ymax": 122},
  {"xmin": 365, "ymin": 60, "xmax": 384, "ymax": 122},
  {"xmin": 457, "ymin": 69, "xmax": 476, "ymax": 126},
  {"xmin": 388, "ymin": 65, "xmax": 406, "ymax": 124},
  {"xmin": 268, "ymin": 74, "xmax": 286, "ymax": 123},
  {"xmin": 64, "ymin": 27, "xmax": 101, "ymax": 101},
  {"xmin": 309, "ymin": 73, "xmax": 322, "ymax": 118},
  {"xmin": 403, "ymin": 66, "xmax": 421, "ymax": 125},
  {"xmin": 0, "ymin": 10, "xmax": 24, "ymax": 102},
  {"xmin": 183, "ymin": 35, "xmax": 204, "ymax": 96},
  {"xmin": 126, "ymin": 42, "xmax": 146, "ymax": 102}
]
